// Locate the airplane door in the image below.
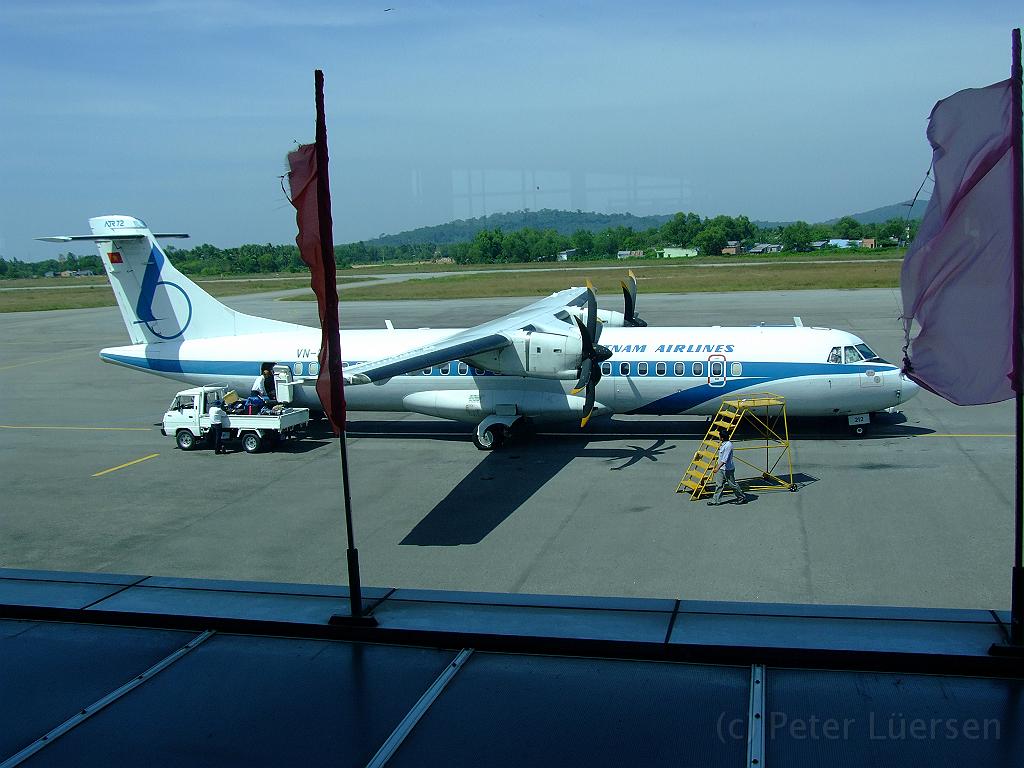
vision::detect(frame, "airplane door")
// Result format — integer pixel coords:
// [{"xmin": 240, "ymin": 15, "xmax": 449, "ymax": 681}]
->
[
  {"xmin": 708, "ymin": 354, "xmax": 727, "ymax": 388},
  {"xmin": 612, "ymin": 360, "xmax": 639, "ymax": 409}
]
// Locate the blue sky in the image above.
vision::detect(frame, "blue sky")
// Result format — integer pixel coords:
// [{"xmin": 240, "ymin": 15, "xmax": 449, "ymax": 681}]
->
[{"xmin": 1, "ymin": 1, "xmax": 1020, "ymax": 260}]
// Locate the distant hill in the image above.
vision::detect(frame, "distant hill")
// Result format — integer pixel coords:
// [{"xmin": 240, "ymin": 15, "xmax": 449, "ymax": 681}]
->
[
  {"xmin": 357, "ymin": 203, "xmax": 924, "ymax": 247},
  {"xmin": 364, "ymin": 209, "xmax": 675, "ymax": 247},
  {"xmin": 829, "ymin": 200, "xmax": 930, "ymax": 225}
]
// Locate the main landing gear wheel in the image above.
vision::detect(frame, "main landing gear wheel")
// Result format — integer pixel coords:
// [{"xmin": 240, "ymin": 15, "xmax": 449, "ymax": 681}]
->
[
  {"xmin": 473, "ymin": 424, "xmax": 505, "ymax": 451},
  {"xmin": 176, "ymin": 430, "xmax": 196, "ymax": 451}
]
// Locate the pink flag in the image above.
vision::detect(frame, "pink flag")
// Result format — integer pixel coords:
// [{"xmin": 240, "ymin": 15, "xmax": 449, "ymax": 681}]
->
[{"xmin": 901, "ymin": 79, "xmax": 1017, "ymax": 405}]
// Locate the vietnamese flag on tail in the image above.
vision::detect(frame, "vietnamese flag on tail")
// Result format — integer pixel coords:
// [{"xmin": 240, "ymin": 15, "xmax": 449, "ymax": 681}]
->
[
  {"xmin": 287, "ymin": 70, "xmax": 346, "ymax": 434},
  {"xmin": 900, "ymin": 76, "xmax": 1019, "ymax": 406}
]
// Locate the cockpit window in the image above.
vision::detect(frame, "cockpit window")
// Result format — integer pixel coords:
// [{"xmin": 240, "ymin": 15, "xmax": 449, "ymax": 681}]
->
[
  {"xmin": 827, "ymin": 347, "xmax": 842, "ymax": 364},
  {"xmin": 843, "ymin": 346, "xmax": 863, "ymax": 364},
  {"xmin": 855, "ymin": 343, "xmax": 883, "ymax": 362}
]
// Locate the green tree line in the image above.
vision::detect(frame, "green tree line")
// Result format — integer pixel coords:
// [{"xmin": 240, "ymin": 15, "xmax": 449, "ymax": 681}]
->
[
  {"xmin": 1, "ymin": 212, "xmax": 919, "ymax": 279},
  {"xmin": 0, "ymin": 252, "xmax": 104, "ymax": 279}
]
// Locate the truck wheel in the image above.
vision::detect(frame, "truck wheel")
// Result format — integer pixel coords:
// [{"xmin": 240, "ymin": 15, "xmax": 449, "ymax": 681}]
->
[
  {"xmin": 176, "ymin": 430, "xmax": 196, "ymax": 451},
  {"xmin": 242, "ymin": 433, "xmax": 263, "ymax": 454}
]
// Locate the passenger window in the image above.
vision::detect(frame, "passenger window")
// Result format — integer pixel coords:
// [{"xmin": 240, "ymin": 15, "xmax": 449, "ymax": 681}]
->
[
  {"xmin": 731, "ymin": 362, "xmax": 742, "ymax": 377},
  {"xmin": 656, "ymin": 362, "xmax": 667, "ymax": 376},
  {"xmin": 692, "ymin": 361, "xmax": 704, "ymax": 377},
  {"xmin": 844, "ymin": 346, "xmax": 862, "ymax": 364},
  {"xmin": 309, "ymin": 362, "xmax": 319, "ymax": 375},
  {"xmin": 440, "ymin": 363, "xmax": 451, "ymax": 375},
  {"xmin": 601, "ymin": 362, "xmax": 611, "ymax": 376},
  {"xmin": 423, "ymin": 367, "xmax": 432, "ymax": 375},
  {"xmin": 828, "ymin": 347, "xmax": 842, "ymax": 364},
  {"xmin": 619, "ymin": 362, "xmax": 630, "ymax": 376},
  {"xmin": 637, "ymin": 362, "xmax": 649, "ymax": 376},
  {"xmin": 673, "ymin": 362, "xmax": 685, "ymax": 376},
  {"xmin": 710, "ymin": 361, "xmax": 724, "ymax": 377},
  {"xmin": 293, "ymin": 362, "xmax": 302, "ymax": 376},
  {"xmin": 458, "ymin": 363, "xmax": 469, "ymax": 375}
]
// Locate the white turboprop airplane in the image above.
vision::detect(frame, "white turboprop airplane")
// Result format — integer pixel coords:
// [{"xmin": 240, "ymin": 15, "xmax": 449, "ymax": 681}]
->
[{"xmin": 41, "ymin": 216, "xmax": 918, "ymax": 448}]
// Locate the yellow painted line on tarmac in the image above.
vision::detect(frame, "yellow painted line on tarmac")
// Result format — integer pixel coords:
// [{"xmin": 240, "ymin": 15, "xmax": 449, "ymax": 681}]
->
[
  {"xmin": 93, "ymin": 453, "xmax": 160, "ymax": 477},
  {"xmin": 0, "ymin": 425, "xmax": 151, "ymax": 432}
]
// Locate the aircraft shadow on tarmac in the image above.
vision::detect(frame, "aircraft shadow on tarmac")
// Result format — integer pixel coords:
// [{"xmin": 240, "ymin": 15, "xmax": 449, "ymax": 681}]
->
[
  {"xmin": 314, "ymin": 415, "xmax": 922, "ymax": 547},
  {"xmin": 273, "ymin": 437, "xmax": 333, "ymax": 453},
  {"xmin": 340, "ymin": 413, "xmax": 933, "ymax": 446},
  {"xmin": 399, "ymin": 436, "xmax": 680, "ymax": 547}
]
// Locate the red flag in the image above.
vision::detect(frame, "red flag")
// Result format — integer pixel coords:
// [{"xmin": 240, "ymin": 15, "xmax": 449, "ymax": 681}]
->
[
  {"xmin": 900, "ymin": 79, "xmax": 1017, "ymax": 405},
  {"xmin": 287, "ymin": 73, "xmax": 345, "ymax": 434}
]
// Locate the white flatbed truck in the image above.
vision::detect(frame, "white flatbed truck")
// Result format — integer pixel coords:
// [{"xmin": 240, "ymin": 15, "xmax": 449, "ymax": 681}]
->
[{"xmin": 162, "ymin": 385, "xmax": 310, "ymax": 454}]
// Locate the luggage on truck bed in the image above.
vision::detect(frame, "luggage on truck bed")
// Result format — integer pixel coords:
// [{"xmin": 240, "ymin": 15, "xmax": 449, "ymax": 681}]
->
[{"xmin": 244, "ymin": 395, "xmax": 265, "ymax": 414}]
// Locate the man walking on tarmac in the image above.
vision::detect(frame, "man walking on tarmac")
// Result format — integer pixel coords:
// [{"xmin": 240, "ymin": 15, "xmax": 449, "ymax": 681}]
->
[{"xmin": 708, "ymin": 429, "xmax": 749, "ymax": 506}]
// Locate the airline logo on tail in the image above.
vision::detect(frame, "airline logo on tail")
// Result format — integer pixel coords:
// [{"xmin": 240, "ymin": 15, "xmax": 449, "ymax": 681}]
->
[{"xmin": 133, "ymin": 245, "xmax": 192, "ymax": 340}]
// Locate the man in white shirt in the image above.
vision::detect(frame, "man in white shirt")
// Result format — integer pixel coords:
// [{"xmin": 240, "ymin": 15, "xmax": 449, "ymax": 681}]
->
[
  {"xmin": 208, "ymin": 400, "xmax": 227, "ymax": 454},
  {"xmin": 708, "ymin": 429, "xmax": 749, "ymax": 506},
  {"xmin": 251, "ymin": 364, "xmax": 276, "ymax": 403}
]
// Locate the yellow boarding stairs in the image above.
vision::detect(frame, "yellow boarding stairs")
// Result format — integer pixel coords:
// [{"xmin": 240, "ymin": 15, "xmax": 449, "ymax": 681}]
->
[{"xmin": 676, "ymin": 393, "xmax": 797, "ymax": 500}]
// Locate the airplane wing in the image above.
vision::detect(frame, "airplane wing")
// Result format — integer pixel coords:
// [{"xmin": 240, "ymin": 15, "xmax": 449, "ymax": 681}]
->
[{"xmin": 342, "ymin": 286, "xmax": 591, "ymax": 384}]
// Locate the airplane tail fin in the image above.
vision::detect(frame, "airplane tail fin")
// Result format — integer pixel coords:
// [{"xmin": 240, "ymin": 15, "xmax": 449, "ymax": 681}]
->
[{"xmin": 40, "ymin": 215, "xmax": 297, "ymax": 344}]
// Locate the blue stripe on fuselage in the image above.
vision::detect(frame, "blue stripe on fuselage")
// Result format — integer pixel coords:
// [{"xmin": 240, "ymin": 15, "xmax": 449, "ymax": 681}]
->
[
  {"xmin": 101, "ymin": 352, "xmax": 257, "ymax": 375},
  {"xmin": 100, "ymin": 352, "xmax": 896, "ymax": 413}
]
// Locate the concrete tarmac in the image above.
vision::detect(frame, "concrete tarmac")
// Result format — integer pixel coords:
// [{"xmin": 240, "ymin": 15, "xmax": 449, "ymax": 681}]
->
[{"xmin": 0, "ymin": 287, "xmax": 1014, "ymax": 610}]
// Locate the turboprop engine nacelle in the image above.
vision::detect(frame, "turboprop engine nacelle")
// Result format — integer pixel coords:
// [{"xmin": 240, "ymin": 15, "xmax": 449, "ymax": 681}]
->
[
  {"xmin": 402, "ymin": 389, "xmax": 609, "ymax": 424},
  {"xmin": 596, "ymin": 309, "xmax": 626, "ymax": 327},
  {"xmin": 565, "ymin": 307, "xmax": 626, "ymax": 328},
  {"xmin": 464, "ymin": 331, "xmax": 583, "ymax": 379}
]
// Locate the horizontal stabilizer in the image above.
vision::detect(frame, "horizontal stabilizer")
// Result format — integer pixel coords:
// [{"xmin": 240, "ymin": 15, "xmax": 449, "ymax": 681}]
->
[
  {"xmin": 36, "ymin": 233, "xmax": 188, "ymax": 242},
  {"xmin": 38, "ymin": 215, "xmax": 294, "ymax": 344}
]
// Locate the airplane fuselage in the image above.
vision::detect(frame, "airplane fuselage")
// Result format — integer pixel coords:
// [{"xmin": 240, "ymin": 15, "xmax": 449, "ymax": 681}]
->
[{"xmin": 101, "ymin": 324, "xmax": 911, "ymax": 424}]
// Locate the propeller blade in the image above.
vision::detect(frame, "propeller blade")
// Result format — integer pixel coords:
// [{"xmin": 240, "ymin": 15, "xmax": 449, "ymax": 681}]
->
[
  {"xmin": 621, "ymin": 279, "xmax": 635, "ymax": 321},
  {"xmin": 585, "ymin": 279, "xmax": 598, "ymax": 344},
  {"xmin": 571, "ymin": 360, "xmax": 592, "ymax": 395},
  {"xmin": 620, "ymin": 270, "xmax": 647, "ymax": 327},
  {"xmin": 580, "ymin": 379, "xmax": 596, "ymax": 427},
  {"xmin": 573, "ymin": 314, "xmax": 594, "ymax": 357}
]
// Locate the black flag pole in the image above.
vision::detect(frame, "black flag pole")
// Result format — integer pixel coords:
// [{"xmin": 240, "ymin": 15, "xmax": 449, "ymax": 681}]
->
[
  {"xmin": 1010, "ymin": 28, "xmax": 1023, "ymax": 648},
  {"xmin": 993, "ymin": 28, "xmax": 1023, "ymax": 655},
  {"xmin": 310, "ymin": 70, "xmax": 374, "ymax": 627}
]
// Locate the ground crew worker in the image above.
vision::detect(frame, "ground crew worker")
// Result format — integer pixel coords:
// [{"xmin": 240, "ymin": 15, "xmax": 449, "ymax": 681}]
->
[
  {"xmin": 251, "ymin": 368, "xmax": 269, "ymax": 398},
  {"xmin": 708, "ymin": 429, "xmax": 749, "ymax": 506},
  {"xmin": 251, "ymin": 364, "xmax": 276, "ymax": 403},
  {"xmin": 209, "ymin": 399, "xmax": 227, "ymax": 454}
]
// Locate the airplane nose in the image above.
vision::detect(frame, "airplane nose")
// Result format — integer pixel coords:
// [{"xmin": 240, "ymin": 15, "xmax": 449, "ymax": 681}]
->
[{"xmin": 899, "ymin": 374, "xmax": 920, "ymax": 403}]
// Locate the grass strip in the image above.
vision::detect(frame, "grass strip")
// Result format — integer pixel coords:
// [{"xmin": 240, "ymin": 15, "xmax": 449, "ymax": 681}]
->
[
  {"xmin": 285, "ymin": 261, "xmax": 903, "ymax": 301},
  {"xmin": 0, "ymin": 277, "xmax": 371, "ymax": 313}
]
